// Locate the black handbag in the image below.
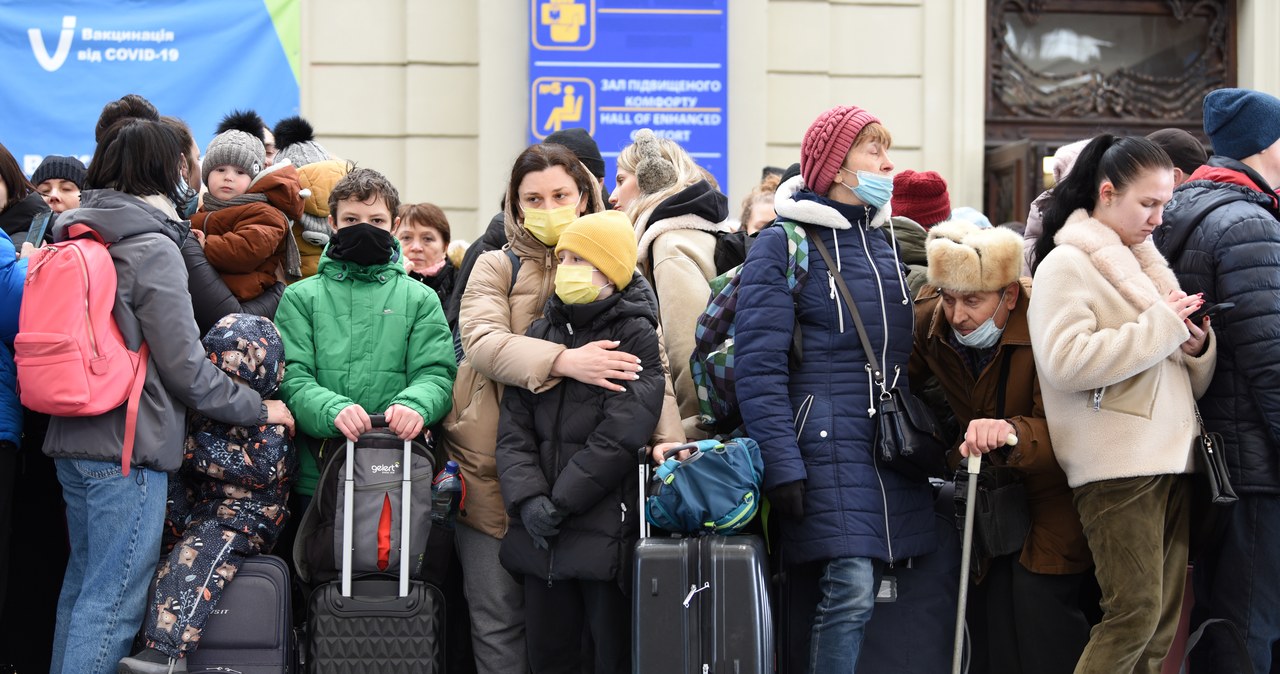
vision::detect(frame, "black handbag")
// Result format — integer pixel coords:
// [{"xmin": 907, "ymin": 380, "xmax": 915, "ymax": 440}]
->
[
  {"xmin": 954, "ymin": 350, "xmax": 1031, "ymax": 561},
  {"xmin": 805, "ymin": 226, "xmax": 947, "ymax": 481},
  {"xmin": 1195, "ymin": 406, "xmax": 1238, "ymax": 505}
]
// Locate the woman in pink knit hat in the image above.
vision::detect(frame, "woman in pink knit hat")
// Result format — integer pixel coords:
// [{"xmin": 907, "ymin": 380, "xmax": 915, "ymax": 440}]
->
[{"xmin": 734, "ymin": 105, "xmax": 936, "ymax": 673}]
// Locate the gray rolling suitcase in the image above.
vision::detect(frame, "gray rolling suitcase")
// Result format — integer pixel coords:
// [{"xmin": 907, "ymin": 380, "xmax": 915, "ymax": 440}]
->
[
  {"xmin": 632, "ymin": 451, "xmax": 774, "ymax": 673},
  {"xmin": 304, "ymin": 417, "xmax": 444, "ymax": 673}
]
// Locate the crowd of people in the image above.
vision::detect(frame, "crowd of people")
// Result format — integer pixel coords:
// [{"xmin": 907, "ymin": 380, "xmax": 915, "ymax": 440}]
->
[{"xmin": 2, "ymin": 85, "xmax": 1280, "ymax": 674}]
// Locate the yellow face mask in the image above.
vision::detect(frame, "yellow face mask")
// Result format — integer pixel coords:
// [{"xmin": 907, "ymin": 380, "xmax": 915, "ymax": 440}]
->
[
  {"xmin": 523, "ymin": 200, "xmax": 580, "ymax": 246},
  {"xmin": 555, "ymin": 263, "xmax": 606, "ymax": 305}
]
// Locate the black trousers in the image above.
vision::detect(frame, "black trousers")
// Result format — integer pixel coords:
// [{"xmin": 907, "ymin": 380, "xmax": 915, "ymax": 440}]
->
[
  {"xmin": 523, "ymin": 577, "xmax": 629, "ymax": 674},
  {"xmin": 967, "ymin": 554, "xmax": 1099, "ymax": 674}
]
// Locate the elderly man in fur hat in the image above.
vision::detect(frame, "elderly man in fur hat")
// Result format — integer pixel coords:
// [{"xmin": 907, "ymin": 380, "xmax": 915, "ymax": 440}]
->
[{"xmin": 908, "ymin": 221, "xmax": 1096, "ymax": 674}]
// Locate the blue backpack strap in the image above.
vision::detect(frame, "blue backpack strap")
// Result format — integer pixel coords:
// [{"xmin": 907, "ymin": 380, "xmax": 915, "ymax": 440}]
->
[
  {"xmin": 454, "ymin": 247, "xmax": 523, "ymax": 364},
  {"xmin": 505, "ymin": 247, "xmax": 520, "ymax": 293}
]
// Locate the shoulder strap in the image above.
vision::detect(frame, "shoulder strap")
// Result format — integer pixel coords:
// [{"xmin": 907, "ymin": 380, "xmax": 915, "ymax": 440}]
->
[
  {"xmin": 803, "ymin": 224, "xmax": 883, "ymax": 383},
  {"xmin": 119, "ymin": 343, "xmax": 150, "ymax": 477},
  {"xmin": 1182, "ymin": 618, "xmax": 1254, "ymax": 673},
  {"xmin": 505, "ymin": 247, "xmax": 520, "ymax": 294},
  {"xmin": 26, "ymin": 211, "xmax": 52, "ymax": 247},
  {"xmin": 995, "ymin": 348, "xmax": 1014, "ymax": 419}
]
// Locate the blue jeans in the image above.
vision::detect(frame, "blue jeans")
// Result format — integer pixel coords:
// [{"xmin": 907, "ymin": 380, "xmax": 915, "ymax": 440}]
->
[
  {"xmin": 1191, "ymin": 493, "xmax": 1280, "ymax": 674},
  {"xmin": 810, "ymin": 556, "xmax": 882, "ymax": 674},
  {"xmin": 50, "ymin": 459, "xmax": 167, "ymax": 674}
]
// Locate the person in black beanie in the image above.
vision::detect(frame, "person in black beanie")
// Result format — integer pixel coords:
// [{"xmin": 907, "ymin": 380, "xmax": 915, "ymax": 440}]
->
[{"xmin": 32, "ymin": 155, "xmax": 87, "ymax": 214}]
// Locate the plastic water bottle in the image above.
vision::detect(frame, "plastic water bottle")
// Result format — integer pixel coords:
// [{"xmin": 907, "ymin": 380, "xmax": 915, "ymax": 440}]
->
[{"xmin": 431, "ymin": 460, "xmax": 463, "ymax": 530}]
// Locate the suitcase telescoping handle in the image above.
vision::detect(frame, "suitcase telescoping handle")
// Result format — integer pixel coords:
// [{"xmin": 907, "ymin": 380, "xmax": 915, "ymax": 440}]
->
[
  {"xmin": 341, "ymin": 413, "xmax": 414, "ymax": 599},
  {"xmin": 637, "ymin": 447, "xmax": 651, "ymax": 540}
]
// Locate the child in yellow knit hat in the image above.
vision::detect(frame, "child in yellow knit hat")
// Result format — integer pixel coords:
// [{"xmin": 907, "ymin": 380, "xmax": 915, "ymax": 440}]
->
[{"xmin": 494, "ymin": 209, "xmax": 662, "ymax": 671}]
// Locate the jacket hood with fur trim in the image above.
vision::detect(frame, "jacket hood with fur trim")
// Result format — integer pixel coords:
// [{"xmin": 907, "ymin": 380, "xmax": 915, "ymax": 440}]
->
[
  {"xmin": 773, "ymin": 174, "xmax": 892, "ymax": 231},
  {"xmin": 635, "ymin": 181, "xmax": 733, "ymax": 265}
]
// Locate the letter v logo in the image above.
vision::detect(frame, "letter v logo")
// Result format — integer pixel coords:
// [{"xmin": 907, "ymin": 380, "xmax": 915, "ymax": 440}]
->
[{"xmin": 29, "ymin": 16, "xmax": 75, "ymax": 72}]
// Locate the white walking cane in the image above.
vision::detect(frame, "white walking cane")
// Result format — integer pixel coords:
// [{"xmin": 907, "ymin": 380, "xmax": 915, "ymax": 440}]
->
[{"xmin": 952, "ymin": 434, "xmax": 1018, "ymax": 674}]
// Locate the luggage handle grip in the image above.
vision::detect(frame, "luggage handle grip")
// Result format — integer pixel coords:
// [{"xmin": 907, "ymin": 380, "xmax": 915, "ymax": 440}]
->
[{"xmin": 368, "ymin": 414, "xmax": 388, "ymax": 429}]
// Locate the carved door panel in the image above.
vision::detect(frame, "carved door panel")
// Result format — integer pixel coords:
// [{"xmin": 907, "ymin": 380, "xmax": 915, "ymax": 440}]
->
[{"xmin": 984, "ymin": 140, "xmax": 1035, "ymax": 227}]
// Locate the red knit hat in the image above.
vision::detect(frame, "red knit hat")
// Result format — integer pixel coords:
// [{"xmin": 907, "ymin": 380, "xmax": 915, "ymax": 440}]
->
[
  {"xmin": 800, "ymin": 105, "xmax": 880, "ymax": 196},
  {"xmin": 891, "ymin": 170, "xmax": 951, "ymax": 228}
]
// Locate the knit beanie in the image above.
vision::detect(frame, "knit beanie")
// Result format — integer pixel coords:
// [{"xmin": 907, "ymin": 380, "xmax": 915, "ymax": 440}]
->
[
  {"xmin": 32, "ymin": 155, "xmax": 87, "ymax": 189},
  {"xmin": 202, "ymin": 129, "xmax": 265, "ymax": 186},
  {"xmin": 926, "ymin": 221, "xmax": 1022, "ymax": 292},
  {"xmin": 556, "ymin": 210, "xmax": 638, "ymax": 290},
  {"xmin": 274, "ymin": 115, "xmax": 332, "ymax": 168},
  {"xmin": 546, "ymin": 127, "xmax": 606, "ymax": 179},
  {"xmin": 1146, "ymin": 128, "xmax": 1208, "ymax": 175},
  {"xmin": 1203, "ymin": 88, "xmax": 1280, "ymax": 161},
  {"xmin": 891, "ymin": 170, "xmax": 951, "ymax": 227},
  {"xmin": 800, "ymin": 105, "xmax": 880, "ymax": 196}
]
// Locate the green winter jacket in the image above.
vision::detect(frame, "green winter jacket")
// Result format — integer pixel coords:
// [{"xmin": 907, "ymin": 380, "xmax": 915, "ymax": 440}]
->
[{"xmin": 276, "ymin": 248, "xmax": 458, "ymax": 496}]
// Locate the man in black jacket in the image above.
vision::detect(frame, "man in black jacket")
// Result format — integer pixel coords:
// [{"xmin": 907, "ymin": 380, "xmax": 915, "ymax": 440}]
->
[{"xmin": 1156, "ymin": 88, "xmax": 1280, "ymax": 674}]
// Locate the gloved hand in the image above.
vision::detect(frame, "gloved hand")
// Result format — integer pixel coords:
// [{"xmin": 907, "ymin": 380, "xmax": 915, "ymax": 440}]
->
[
  {"xmin": 768, "ymin": 480, "xmax": 806, "ymax": 519},
  {"xmin": 520, "ymin": 495, "xmax": 564, "ymax": 550}
]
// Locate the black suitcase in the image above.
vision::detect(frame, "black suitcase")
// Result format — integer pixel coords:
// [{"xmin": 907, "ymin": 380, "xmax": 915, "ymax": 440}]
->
[
  {"xmin": 183, "ymin": 554, "xmax": 294, "ymax": 674},
  {"xmin": 305, "ymin": 418, "xmax": 445, "ymax": 673},
  {"xmin": 632, "ymin": 452, "xmax": 773, "ymax": 674}
]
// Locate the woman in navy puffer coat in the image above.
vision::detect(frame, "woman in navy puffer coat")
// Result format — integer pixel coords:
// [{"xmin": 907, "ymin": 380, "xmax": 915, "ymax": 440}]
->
[{"xmin": 735, "ymin": 106, "xmax": 934, "ymax": 673}]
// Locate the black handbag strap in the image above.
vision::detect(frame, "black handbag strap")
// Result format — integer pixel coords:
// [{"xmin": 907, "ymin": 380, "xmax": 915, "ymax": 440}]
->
[
  {"xmin": 995, "ymin": 349, "xmax": 1014, "ymax": 419},
  {"xmin": 803, "ymin": 225, "xmax": 884, "ymax": 383}
]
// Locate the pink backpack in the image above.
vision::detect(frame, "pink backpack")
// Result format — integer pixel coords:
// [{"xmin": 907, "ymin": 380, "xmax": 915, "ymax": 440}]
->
[{"xmin": 15, "ymin": 224, "xmax": 150, "ymax": 475}]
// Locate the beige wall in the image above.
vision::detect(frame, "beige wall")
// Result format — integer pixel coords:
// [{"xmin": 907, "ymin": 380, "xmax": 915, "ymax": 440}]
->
[{"xmin": 301, "ymin": 0, "xmax": 1277, "ymax": 240}]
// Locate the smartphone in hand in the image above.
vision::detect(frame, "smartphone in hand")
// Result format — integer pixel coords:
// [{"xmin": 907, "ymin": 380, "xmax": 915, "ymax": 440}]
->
[{"xmin": 1189, "ymin": 302, "xmax": 1234, "ymax": 324}]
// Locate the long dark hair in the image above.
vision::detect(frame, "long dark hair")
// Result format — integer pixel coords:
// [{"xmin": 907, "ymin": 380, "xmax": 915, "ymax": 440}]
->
[
  {"xmin": 86, "ymin": 118, "xmax": 186, "ymax": 205},
  {"xmin": 503, "ymin": 143, "xmax": 604, "ymax": 226},
  {"xmin": 0, "ymin": 142, "xmax": 34, "ymax": 211},
  {"xmin": 1032, "ymin": 134, "xmax": 1173, "ymax": 273}
]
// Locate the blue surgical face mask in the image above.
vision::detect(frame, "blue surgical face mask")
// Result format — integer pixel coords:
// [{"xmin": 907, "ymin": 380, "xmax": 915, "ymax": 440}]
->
[
  {"xmin": 177, "ymin": 176, "xmax": 199, "ymax": 219},
  {"xmin": 839, "ymin": 167, "xmax": 893, "ymax": 209},
  {"xmin": 953, "ymin": 289, "xmax": 1008, "ymax": 350}
]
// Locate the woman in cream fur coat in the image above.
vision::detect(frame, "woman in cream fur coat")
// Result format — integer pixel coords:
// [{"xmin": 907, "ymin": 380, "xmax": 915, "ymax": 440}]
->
[{"xmin": 1028, "ymin": 134, "xmax": 1216, "ymax": 674}]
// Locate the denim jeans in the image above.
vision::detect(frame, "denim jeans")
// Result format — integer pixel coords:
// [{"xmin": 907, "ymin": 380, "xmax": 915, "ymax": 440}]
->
[
  {"xmin": 1191, "ymin": 493, "xmax": 1280, "ymax": 674},
  {"xmin": 809, "ymin": 556, "xmax": 882, "ymax": 674},
  {"xmin": 50, "ymin": 459, "xmax": 167, "ymax": 674}
]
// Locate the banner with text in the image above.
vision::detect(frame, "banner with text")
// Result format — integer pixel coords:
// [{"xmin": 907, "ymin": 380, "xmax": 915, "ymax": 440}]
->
[
  {"xmin": 528, "ymin": 0, "xmax": 728, "ymax": 192},
  {"xmin": 0, "ymin": 0, "xmax": 300, "ymax": 175}
]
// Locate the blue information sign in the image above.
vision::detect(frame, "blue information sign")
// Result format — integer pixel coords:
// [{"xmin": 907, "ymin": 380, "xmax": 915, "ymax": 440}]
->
[
  {"xmin": 528, "ymin": 0, "xmax": 728, "ymax": 192},
  {"xmin": 0, "ymin": 1, "xmax": 300, "ymax": 176}
]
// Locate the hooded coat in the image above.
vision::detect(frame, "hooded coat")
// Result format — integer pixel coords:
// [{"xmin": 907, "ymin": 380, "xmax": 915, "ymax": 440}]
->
[
  {"xmin": 441, "ymin": 212, "xmax": 684, "ymax": 539},
  {"xmin": 0, "ymin": 229, "xmax": 25, "ymax": 448},
  {"xmin": 41, "ymin": 190, "xmax": 264, "ymax": 472},
  {"xmin": 1155, "ymin": 157, "xmax": 1280, "ymax": 494},
  {"xmin": 275, "ymin": 240, "xmax": 457, "ymax": 496},
  {"xmin": 192, "ymin": 162, "xmax": 305, "ymax": 301},
  {"xmin": 495, "ymin": 277, "xmax": 663, "ymax": 584},
  {"xmin": 735, "ymin": 176, "xmax": 935, "ymax": 565},
  {"xmin": 635, "ymin": 180, "xmax": 732, "ymax": 435}
]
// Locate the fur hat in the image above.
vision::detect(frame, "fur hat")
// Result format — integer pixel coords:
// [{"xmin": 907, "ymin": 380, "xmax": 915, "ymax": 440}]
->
[
  {"xmin": 215, "ymin": 109, "xmax": 266, "ymax": 143},
  {"xmin": 926, "ymin": 220, "xmax": 1022, "ymax": 292},
  {"xmin": 274, "ymin": 116, "xmax": 332, "ymax": 168},
  {"xmin": 556, "ymin": 210, "xmax": 638, "ymax": 290},
  {"xmin": 632, "ymin": 129, "xmax": 678, "ymax": 194},
  {"xmin": 891, "ymin": 170, "xmax": 950, "ymax": 227},
  {"xmin": 1203, "ymin": 88, "xmax": 1280, "ymax": 160},
  {"xmin": 32, "ymin": 155, "xmax": 87, "ymax": 189},
  {"xmin": 800, "ymin": 105, "xmax": 880, "ymax": 196},
  {"xmin": 202, "ymin": 313, "xmax": 285, "ymax": 398}
]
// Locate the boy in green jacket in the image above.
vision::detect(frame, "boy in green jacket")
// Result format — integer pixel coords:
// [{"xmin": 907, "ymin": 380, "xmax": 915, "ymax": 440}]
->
[{"xmin": 275, "ymin": 167, "xmax": 457, "ymax": 499}]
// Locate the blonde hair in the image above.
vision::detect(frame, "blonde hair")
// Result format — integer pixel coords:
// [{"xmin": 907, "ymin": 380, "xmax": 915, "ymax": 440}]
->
[
  {"xmin": 617, "ymin": 130, "xmax": 708, "ymax": 232},
  {"xmin": 739, "ymin": 173, "xmax": 781, "ymax": 226}
]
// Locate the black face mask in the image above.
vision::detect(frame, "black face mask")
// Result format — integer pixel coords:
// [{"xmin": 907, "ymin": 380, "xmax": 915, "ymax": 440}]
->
[{"xmin": 327, "ymin": 222, "xmax": 396, "ymax": 267}]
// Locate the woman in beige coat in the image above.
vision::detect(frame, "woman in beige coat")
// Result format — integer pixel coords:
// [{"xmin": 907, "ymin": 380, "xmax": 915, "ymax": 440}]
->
[
  {"xmin": 611, "ymin": 129, "xmax": 732, "ymax": 436},
  {"xmin": 442, "ymin": 142, "xmax": 682, "ymax": 672},
  {"xmin": 1027, "ymin": 134, "xmax": 1215, "ymax": 674}
]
